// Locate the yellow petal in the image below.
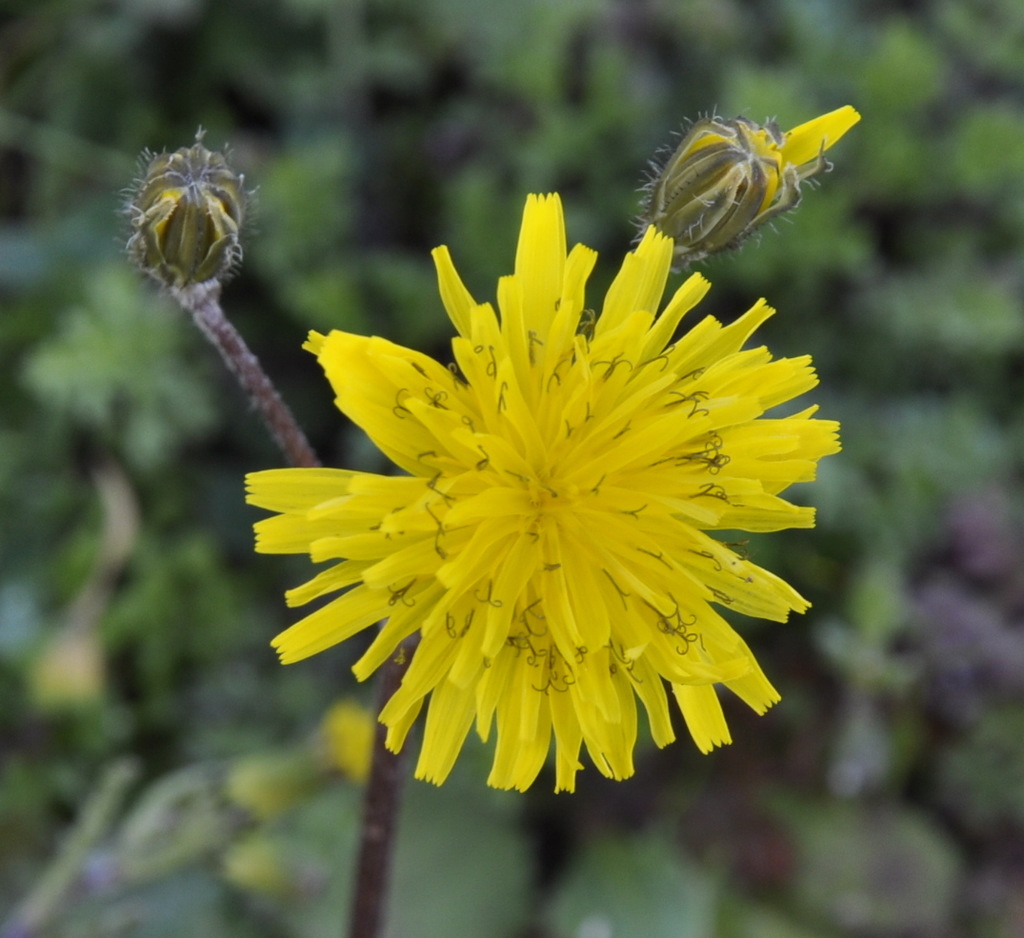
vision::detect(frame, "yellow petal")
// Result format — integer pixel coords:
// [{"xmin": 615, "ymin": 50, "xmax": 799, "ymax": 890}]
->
[
  {"xmin": 781, "ymin": 105, "xmax": 861, "ymax": 167},
  {"xmin": 513, "ymin": 193, "xmax": 565, "ymax": 338},
  {"xmin": 431, "ymin": 245, "xmax": 476, "ymax": 338}
]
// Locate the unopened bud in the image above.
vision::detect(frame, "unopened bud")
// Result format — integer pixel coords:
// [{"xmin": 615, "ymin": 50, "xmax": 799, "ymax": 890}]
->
[
  {"xmin": 225, "ymin": 750, "xmax": 323, "ymax": 820},
  {"xmin": 29, "ymin": 626, "xmax": 105, "ymax": 711},
  {"xmin": 222, "ymin": 834, "xmax": 323, "ymax": 900},
  {"xmin": 126, "ymin": 128, "xmax": 246, "ymax": 288},
  {"xmin": 641, "ymin": 105, "xmax": 860, "ymax": 268}
]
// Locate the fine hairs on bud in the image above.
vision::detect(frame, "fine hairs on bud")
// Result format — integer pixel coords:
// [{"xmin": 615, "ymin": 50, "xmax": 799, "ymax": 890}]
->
[
  {"xmin": 639, "ymin": 106, "xmax": 860, "ymax": 270},
  {"xmin": 125, "ymin": 127, "xmax": 248, "ymax": 289}
]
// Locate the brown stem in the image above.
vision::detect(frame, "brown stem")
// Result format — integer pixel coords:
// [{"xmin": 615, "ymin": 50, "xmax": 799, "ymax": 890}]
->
[
  {"xmin": 172, "ymin": 281, "xmax": 321, "ymax": 469},
  {"xmin": 347, "ymin": 640, "xmax": 415, "ymax": 938},
  {"xmin": 173, "ymin": 279, "xmax": 412, "ymax": 938}
]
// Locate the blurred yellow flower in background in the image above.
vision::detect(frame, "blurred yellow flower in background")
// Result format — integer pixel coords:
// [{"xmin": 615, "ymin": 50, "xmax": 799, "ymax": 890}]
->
[
  {"xmin": 29, "ymin": 626, "xmax": 106, "ymax": 711},
  {"xmin": 247, "ymin": 194, "xmax": 839, "ymax": 791},
  {"xmin": 320, "ymin": 699, "xmax": 375, "ymax": 784}
]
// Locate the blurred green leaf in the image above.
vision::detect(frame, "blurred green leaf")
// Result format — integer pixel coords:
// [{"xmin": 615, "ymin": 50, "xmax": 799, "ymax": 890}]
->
[
  {"xmin": 776, "ymin": 799, "xmax": 962, "ymax": 935},
  {"xmin": 952, "ymin": 103, "xmax": 1024, "ymax": 198},
  {"xmin": 389, "ymin": 781, "xmax": 531, "ymax": 938},
  {"xmin": 545, "ymin": 833, "xmax": 717, "ymax": 938},
  {"xmin": 937, "ymin": 704, "xmax": 1024, "ymax": 831},
  {"xmin": 937, "ymin": 0, "xmax": 1024, "ymax": 84},
  {"xmin": 21, "ymin": 266, "xmax": 217, "ymax": 470}
]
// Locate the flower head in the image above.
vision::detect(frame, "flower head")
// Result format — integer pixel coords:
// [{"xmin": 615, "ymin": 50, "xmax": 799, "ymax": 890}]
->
[
  {"xmin": 247, "ymin": 194, "xmax": 839, "ymax": 792},
  {"xmin": 641, "ymin": 105, "xmax": 860, "ymax": 268}
]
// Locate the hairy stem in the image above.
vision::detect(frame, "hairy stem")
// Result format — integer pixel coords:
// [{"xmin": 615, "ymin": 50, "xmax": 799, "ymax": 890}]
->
[
  {"xmin": 174, "ymin": 281, "xmax": 412, "ymax": 938},
  {"xmin": 347, "ymin": 640, "xmax": 415, "ymax": 938},
  {"xmin": 172, "ymin": 281, "xmax": 320, "ymax": 469}
]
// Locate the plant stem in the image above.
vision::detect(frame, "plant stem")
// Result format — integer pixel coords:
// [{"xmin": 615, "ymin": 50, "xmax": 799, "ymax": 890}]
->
[
  {"xmin": 174, "ymin": 281, "xmax": 412, "ymax": 938},
  {"xmin": 172, "ymin": 281, "xmax": 321, "ymax": 469},
  {"xmin": 347, "ymin": 640, "xmax": 415, "ymax": 938}
]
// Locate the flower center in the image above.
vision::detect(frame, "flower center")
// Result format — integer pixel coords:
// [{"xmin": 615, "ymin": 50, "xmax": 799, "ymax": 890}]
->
[{"xmin": 526, "ymin": 476, "xmax": 560, "ymax": 510}]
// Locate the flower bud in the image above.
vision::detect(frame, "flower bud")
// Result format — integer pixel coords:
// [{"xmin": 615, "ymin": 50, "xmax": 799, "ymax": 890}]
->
[
  {"xmin": 225, "ymin": 750, "xmax": 323, "ymax": 820},
  {"xmin": 222, "ymin": 834, "xmax": 323, "ymax": 900},
  {"xmin": 640, "ymin": 105, "xmax": 860, "ymax": 268},
  {"xmin": 126, "ymin": 128, "xmax": 246, "ymax": 288},
  {"xmin": 29, "ymin": 626, "xmax": 105, "ymax": 711}
]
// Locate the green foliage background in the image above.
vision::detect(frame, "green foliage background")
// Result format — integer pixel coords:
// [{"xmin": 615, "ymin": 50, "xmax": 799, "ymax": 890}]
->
[{"xmin": 3, "ymin": 0, "xmax": 1024, "ymax": 935}]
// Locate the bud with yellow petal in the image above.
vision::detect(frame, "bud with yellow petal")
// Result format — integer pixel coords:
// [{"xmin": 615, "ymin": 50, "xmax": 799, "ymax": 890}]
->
[
  {"xmin": 126, "ymin": 128, "xmax": 247, "ymax": 288},
  {"xmin": 640, "ymin": 105, "xmax": 860, "ymax": 268}
]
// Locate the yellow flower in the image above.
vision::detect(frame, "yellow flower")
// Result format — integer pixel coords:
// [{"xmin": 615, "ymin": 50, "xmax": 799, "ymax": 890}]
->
[
  {"xmin": 247, "ymin": 194, "xmax": 839, "ymax": 792},
  {"xmin": 320, "ymin": 699, "xmax": 375, "ymax": 783},
  {"xmin": 642, "ymin": 105, "xmax": 860, "ymax": 267}
]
